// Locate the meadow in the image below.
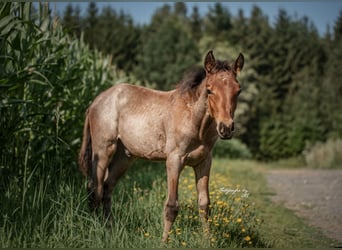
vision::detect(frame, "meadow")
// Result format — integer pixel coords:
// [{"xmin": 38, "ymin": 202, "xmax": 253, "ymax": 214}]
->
[{"xmin": 0, "ymin": 158, "xmax": 336, "ymax": 248}]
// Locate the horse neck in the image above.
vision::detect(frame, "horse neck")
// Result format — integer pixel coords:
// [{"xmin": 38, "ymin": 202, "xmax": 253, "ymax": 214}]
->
[{"xmin": 193, "ymin": 82, "xmax": 215, "ymax": 141}]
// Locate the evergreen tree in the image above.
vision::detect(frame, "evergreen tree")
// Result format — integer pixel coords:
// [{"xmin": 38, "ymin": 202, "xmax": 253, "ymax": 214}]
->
[
  {"xmin": 134, "ymin": 18, "xmax": 199, "ymax": 90},
  {"xmin": 204, "ymin": 3, "xmax": 232, "ymax": 40},
  {"xmin": 239, "ymin": 6, "xmax": 272, "ymax": 157},
  {"xmin": 230, "ymin": 9, "xmax": 248, "ymax": 45},
  {"xmin": 150, "ymin": 4, "xmax": 172, "ymax": 28},
  {"xmin": 255, "ymin": 10, "xmax": 328, "ymax": 159},
  {"xmin": 190, "ymin": 5, "xmax": 202, "ymax": 41},
  {"xmin": 84, "ymin": 2, "xmax": 99, "ymax": 49},
  {"xmin": 62, "ymin": 4, "xmax": 74, "ymax": 29},
  {"xmin": 334, "ymin": 10, "xmax": 342, "ymax": 41},
  {"xmin": 174, "ymin": 2, "xmax": 187, "ymax": 18},
  {"xmin": 73, "ymin": 5, "xmax": 82, "ymax": 38},
  {"xmin": 320, "ymin": 12, "xmax": 342, "ymax": 138}
]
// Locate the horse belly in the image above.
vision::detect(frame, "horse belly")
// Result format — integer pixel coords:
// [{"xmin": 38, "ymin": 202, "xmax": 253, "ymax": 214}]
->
[{"xmin": 118, "ymin": 115, "xmax": 167, "ymax": 161}]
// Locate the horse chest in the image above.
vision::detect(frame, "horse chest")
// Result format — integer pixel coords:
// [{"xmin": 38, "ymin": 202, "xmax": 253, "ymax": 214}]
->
[{"xmin": 184, "ymin": 144, "xmax": 209, "ymax": 166}]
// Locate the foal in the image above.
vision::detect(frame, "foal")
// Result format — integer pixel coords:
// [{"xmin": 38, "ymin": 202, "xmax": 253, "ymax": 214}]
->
[{"xmin": 78, "ymin": 50, "xmax": 244, "ymax": 241}]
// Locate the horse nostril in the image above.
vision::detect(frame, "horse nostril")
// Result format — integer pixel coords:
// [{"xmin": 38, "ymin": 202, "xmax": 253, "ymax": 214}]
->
[
  {"xmin": 219, "ymin": 122, "xmax": 226, "ymax": 135},
  {"xmin": 218, "ymin": 121, "xmax": 235, "ymax": 139}
]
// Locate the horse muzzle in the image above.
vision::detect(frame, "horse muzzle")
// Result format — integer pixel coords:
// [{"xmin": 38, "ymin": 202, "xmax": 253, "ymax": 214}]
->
[{"xmin": 217, "ymin": 121, "xmax": 234, "ymax": 140}]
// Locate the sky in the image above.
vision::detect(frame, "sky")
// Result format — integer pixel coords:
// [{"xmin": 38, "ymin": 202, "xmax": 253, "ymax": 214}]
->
[{"xmin": 51, "ymin": 1, "xmax": 342, "ymax": 36}]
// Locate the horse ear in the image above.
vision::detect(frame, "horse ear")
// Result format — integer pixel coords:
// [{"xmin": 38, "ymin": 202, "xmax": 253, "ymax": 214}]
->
[
  {"xmin": 204, "ymin": 50, "xmax": 216, "ymax": 73},
  {"xmin": 233, "ymin": 53, "xmax": 244, "ymax": 75}
]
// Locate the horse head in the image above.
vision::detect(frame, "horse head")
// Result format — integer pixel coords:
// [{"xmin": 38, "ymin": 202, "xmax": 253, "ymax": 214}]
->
[{"xmin": 204, "ymin": 50, "xmax": 244, "ymax": 139}]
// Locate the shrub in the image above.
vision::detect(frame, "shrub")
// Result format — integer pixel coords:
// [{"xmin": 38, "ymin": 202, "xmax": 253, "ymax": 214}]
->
[
  {"xmin": 303, "ymin": 138, "xmax": 342, "ymax": 169},
  {"xmin": 213, "ymin": 138, "xmax": 252, "ymax": 159}
]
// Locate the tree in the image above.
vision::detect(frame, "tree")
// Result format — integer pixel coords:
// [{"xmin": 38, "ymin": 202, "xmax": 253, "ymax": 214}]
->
[
  {"xmin": 84, "ymin": 2, "xmax": 99, "ymax": 49},
  {"xmin": 333, "ymin": 10, "xmax": 342, "ymax": 41},
  {"xmin": 230, "ymin": 9, "xmax": 248, "ymax": 45},
  {"xmin": 174, "ymin": 2, "xmax": 187, "ymax": 18},
  {"xmin": 238, "ymin": 6, "xmax": 272, "ymax": 157},
  {"xmin": 134, "ymin": 18, "xmax": 200, "ymax": 90},
  {"xmin": 62, "ymin": 3, "xmax": 74, "ymax": 30},
  {"xmin": 104, "ymin": 9, "xmax": 140, "ymax": 72},
  {"xmin": 150, "ymin": 4, "xmax": 172, "ymax": 28},
  {"xmin": 319, "ymin": 12, "xmax": 342, "ymax": 138},
  {"xmin": 204, "ymin": 3, "xmax": 232, "ymax": 40},
  {"xmin": 252, "ymin": 10, "xmax": 329, "ymax": 159},
  {"xmin": 62, "ymin": 4, "xmax": 81, "ymax": 38},
  {"xmin": 190, "ymin": 5, "xmax": 202, "ymax": 41}
]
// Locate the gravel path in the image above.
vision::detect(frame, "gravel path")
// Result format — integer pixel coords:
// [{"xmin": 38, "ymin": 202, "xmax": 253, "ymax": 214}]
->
[{"xmin": 266, "ymin": 169, "xmax": 342, "ymax": 244}]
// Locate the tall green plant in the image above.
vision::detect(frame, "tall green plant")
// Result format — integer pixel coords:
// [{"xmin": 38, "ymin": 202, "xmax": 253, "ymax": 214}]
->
[{"xmin": 0, "ymin": 2, "xmax": 125, "ymax": 220}]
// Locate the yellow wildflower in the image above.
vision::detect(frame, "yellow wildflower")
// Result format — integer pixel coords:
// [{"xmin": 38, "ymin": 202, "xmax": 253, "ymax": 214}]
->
[
  {"xmin": 181, "ymin": 241, "xmax": 187, "ymax": 246},
  {"xmin": 244, "ymin": 235, "xmax": 251, "ymax": 241},
  {"xmin": 216, "ymin": 200, "xmax": 223, "ymax": 206},
  {"xmin": 144, "ymin": 232, "xmax": 150, "ymax": 237},
  {"xmin": 236, "ymin": 218, "xmax": 242, "ymax": 223}
]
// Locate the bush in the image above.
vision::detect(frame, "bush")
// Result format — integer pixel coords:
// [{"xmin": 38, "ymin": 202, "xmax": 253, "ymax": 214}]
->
[
  {"xmin": 213, "ymin": 139, "xmax": 252, "ymax": 159},
  {"xmin": 303, "ymin": 138, "xmax": 342, "ymax": 169}
]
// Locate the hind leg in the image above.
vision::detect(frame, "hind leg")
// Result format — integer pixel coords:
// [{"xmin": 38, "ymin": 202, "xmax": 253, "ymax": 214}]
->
[
  {"xmin": 86, "ymin": 101, "xmax": 121, "ymax": 215},
  {"xmin": 103, "ymin": 141, "xmax": 134, "ymax": 221},
  {"xmin": 88, "ymin": 141, "xmax": 117, "ymax": 213}
]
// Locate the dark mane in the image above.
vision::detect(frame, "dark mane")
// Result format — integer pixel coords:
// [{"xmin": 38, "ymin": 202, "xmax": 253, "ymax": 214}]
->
[
  {"xmin": 177, "ymin": 66, "xmax": 206, "ymax": 96},
  {"xmin": 177, "ymin": 60, "xmax": 231, "ymax": 98}
]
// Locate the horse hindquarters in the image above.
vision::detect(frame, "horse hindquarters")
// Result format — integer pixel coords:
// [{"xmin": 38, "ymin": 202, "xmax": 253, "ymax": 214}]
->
[{"xmin": 84, "ymin": 101, "xmax": 121, "ymax": 214}]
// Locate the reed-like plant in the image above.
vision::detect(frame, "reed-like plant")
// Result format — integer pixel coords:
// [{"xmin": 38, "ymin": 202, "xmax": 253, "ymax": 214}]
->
[{"xmin": 0, "ymin": 3, "xmax": 127, "ymax": 244}]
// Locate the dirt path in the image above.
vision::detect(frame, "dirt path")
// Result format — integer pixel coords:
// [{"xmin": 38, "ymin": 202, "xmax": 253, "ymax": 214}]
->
[{"xmin": 266, "ymin": 169, "xmax": 342, "ymax": 244}]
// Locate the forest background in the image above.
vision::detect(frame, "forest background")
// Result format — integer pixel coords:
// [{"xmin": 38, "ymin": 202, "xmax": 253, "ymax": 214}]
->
[
  {"xmin": 1, "ymin": 1, "xmax": 342, "ymax": 172},
  {"xmin": 61, "ymin": 2, "xmax": 342, "ymax": 160}
]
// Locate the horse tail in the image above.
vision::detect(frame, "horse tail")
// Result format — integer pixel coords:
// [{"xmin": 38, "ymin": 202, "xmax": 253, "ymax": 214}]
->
[{"xmin": 78, "ymin": 111, "xmax": 92, "ymax": 177}]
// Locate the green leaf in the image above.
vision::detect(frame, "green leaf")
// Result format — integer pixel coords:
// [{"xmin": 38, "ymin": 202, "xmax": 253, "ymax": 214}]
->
[
  {"xmin": 0, "ymin": 16, "xmax": 20, "ymax": 36},
  {"xmin": 31, "ymin": 70, "xmax": 53, "ymax": 88}
]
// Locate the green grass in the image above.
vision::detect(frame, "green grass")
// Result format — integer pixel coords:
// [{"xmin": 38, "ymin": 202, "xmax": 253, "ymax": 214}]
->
[{"xmin": 0, "ymin": 159, "xmax": 338, "ymax": 248}]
